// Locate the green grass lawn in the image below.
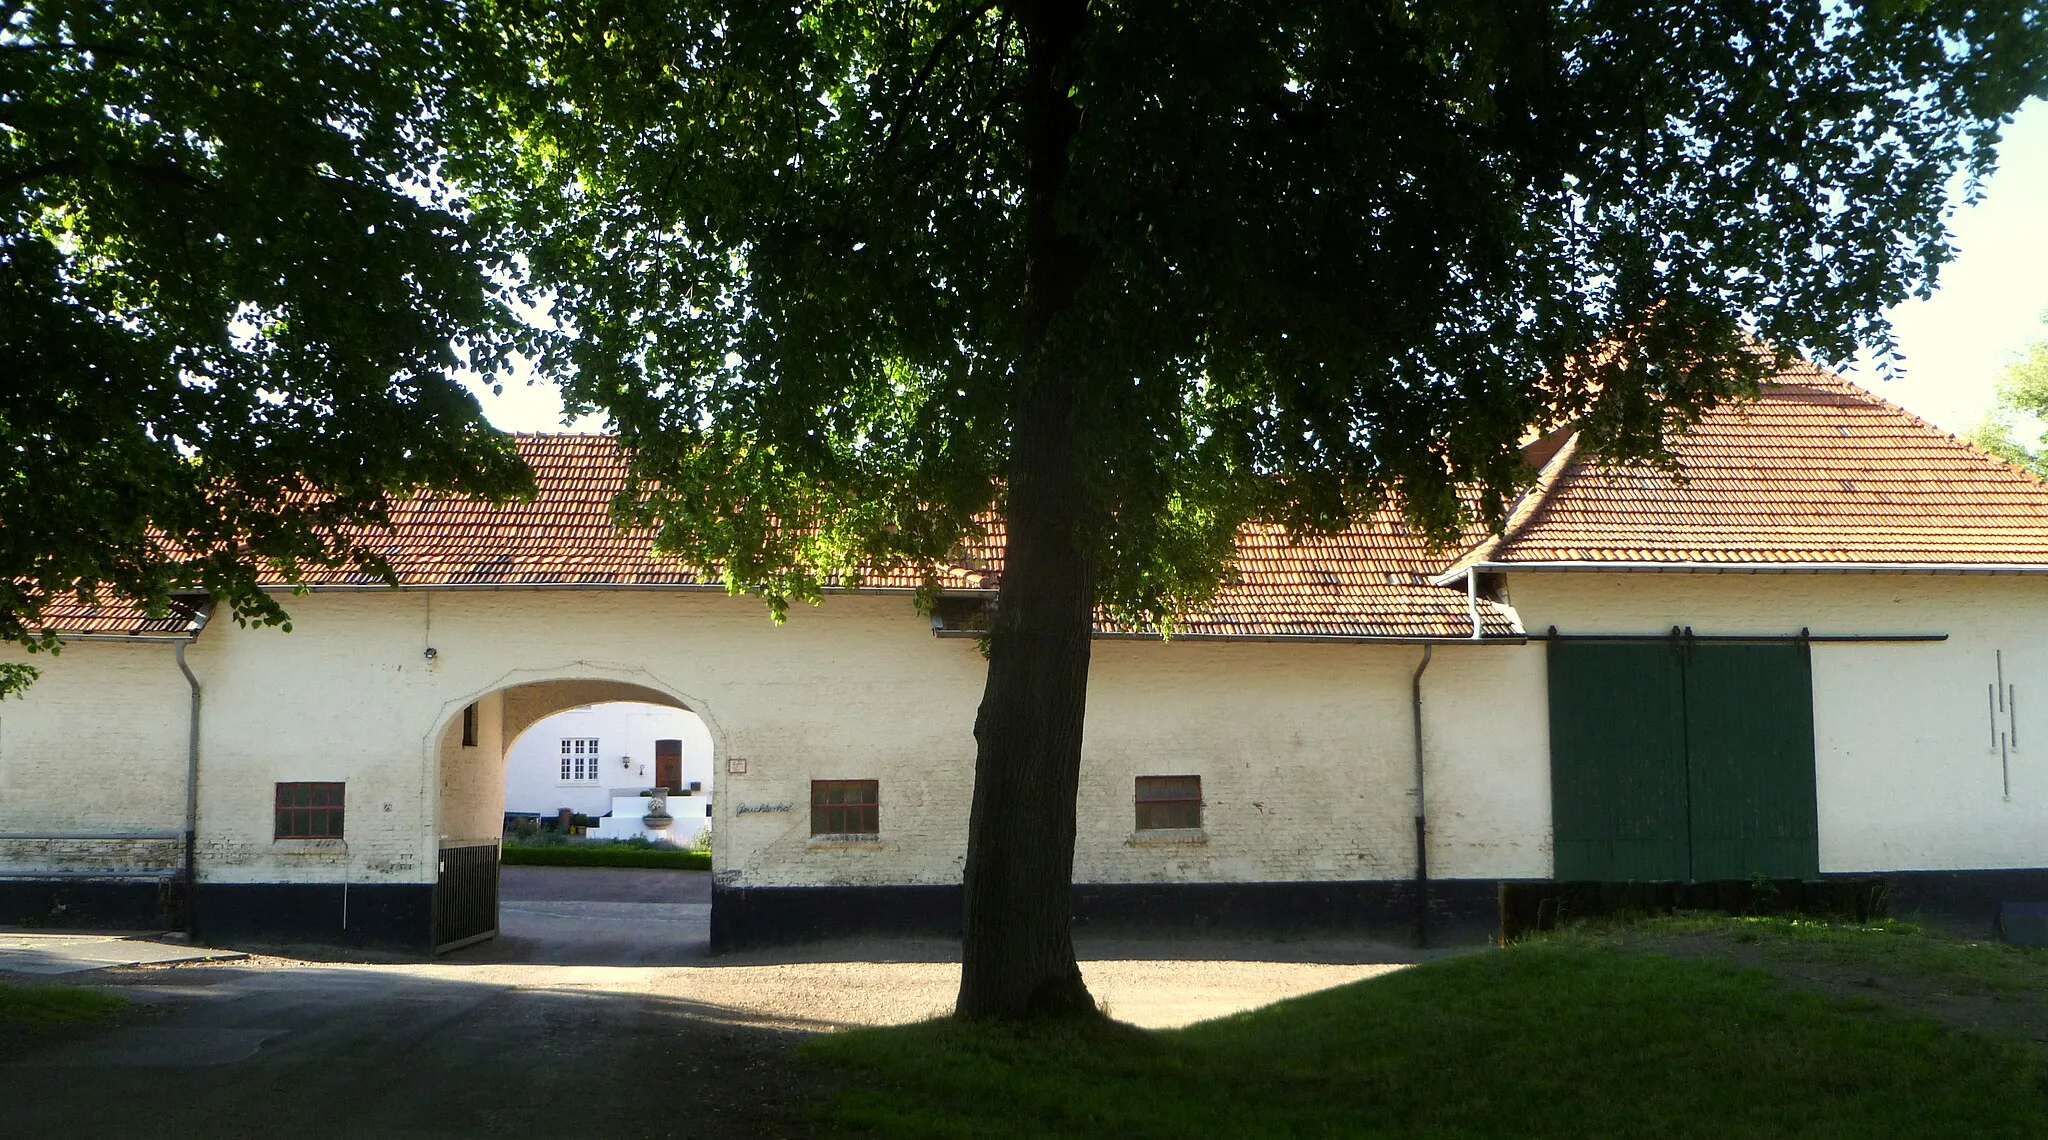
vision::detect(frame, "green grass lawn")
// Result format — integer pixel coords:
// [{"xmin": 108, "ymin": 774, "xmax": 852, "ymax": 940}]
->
[
  {"xmin": 806, "ymin": 921, "xmax": 2048, "ymax": 1139},
  {"xmin": 1556, "ymin": 913, "xmax": 2048, "ymax": 994},
  {"xmin": 499, "ymin": 841, "xmax": 711, "ymax": 870},
  {"xmin": 0, "ymin": 981, "xmax": 127, "ymax": 1025}
]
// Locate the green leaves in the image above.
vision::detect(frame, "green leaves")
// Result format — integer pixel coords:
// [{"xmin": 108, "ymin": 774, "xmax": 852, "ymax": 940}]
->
[
  {"xmin": 458, "ymin": 0, "xmax": 2048, "ymax": 628},
  {"xmin": 11, "ymin": 2, "xmax": 2043, "ymax": 666},
  {"xmin": 2, "ymin": 1, "xmax": 535, "ymax": 674},
  {"xmin": 1970, "ymin": 314, "xmax": 2048, "ymax": 477}
]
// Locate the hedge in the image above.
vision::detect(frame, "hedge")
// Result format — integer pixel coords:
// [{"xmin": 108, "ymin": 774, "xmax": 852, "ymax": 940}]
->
[{"xmin": 500, "ymin": 843, "xmax": 712, "ymax": 870}]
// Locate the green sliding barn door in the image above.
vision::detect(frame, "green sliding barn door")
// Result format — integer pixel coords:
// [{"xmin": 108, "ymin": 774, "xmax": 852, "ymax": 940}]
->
[
  {"xmin": 1547, "ymin": 641, "xmax": 1691, "ymax": 881},
  {"xmin": 1548, "ymin": 638, "xmax": 1819, "ymax": 882},
  {"xmin": 1683, "ymin": 643, "xmax": 1821, "ymax": 880}
]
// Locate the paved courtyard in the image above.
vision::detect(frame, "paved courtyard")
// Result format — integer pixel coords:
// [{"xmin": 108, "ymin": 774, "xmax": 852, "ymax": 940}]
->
[{"xmin": 2, "ymin": 867, "xmax": 1421, "ymax": 1138}]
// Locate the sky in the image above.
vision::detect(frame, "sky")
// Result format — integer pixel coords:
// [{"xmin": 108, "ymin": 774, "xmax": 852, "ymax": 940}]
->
[{"xmin": 463, "ymin": 98, "xmax": 2048, "ymax": 438}]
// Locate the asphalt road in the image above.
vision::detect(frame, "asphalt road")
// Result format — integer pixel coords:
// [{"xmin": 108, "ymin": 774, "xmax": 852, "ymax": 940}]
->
[
  {"xmin": 460, "ymin": 866, "xmax": 714, "ymax": 967},
  {"xmin": 0, "ymin": 867, "xmax": 1418, "ymax": 1138},
  {"xmin": 1, "ymin": 959, "xmax": 807, "ymax": 1140},
  {"xmin": 501, "ymin": 865, "xmax": 714, "ymax": 905},
  {"xmin": 3, "ymin": 869, "xmax": 779, "ymax": 1139}
]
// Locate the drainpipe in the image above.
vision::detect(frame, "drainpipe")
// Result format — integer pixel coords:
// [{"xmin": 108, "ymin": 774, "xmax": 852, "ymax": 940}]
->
[
  {"xmin": 174, "ymin": 640, "xmax": 201, "ymax": 932},
  {"xmin": 1411, "ymin": 644, "xmax": 1433, "ymax": 949},
  {"xmin": 1466, "ymin": 569, "xmax": 1482, "ymax": 641}
]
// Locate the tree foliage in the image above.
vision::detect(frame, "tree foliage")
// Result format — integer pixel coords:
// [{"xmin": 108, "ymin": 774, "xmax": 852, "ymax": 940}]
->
[
  {"xmin": 8, "ymin": 0, "xmax": 2044, "ymax": 1017},
  {"xmin": 1, "ymin": 0, "xmax": 533, "ymax": 695},
  {"xmin": 460, "ymin": 0, "xmax": 2047, "ymax": 615},
  {"xmin": 455, "ymin": 0, "xmax": 2048, "ymax": 1018},
  {"xmin": 1971, "ymin": 315, "xmax": 2048, "ymax": 477}
]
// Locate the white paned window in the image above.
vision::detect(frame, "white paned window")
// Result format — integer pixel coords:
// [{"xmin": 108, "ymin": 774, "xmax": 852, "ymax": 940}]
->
[{"xmin": 559, "ymin": 737, "xmax": 600, "ymax": 783}]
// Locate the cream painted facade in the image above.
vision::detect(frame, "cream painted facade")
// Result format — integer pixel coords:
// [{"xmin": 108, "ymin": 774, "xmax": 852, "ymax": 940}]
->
[
  {"xmin": 1504, "ymin": 570, "xmax": 2048, "ymax": 876},
  {"xmin": 500, "ymin": 702, "xmax": 713, "ymax": 821},
  {"xmin": 1, "ymin": 587, "xmax": 1544, "ymax": 894},
  {"xmin": 4, "ymin": 568, "xmax": 2046, "ymax": 945},
  {"xmin": 0, "ymin": 639, "xmax": 190, "ymax": 878}
]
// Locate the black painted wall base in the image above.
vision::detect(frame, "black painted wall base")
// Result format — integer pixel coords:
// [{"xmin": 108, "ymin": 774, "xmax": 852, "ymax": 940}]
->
[
  {"xmin": 1881, "ymin": 869, "xmax": 2048, "ymax": 939},
  {"xmin": 192, "ymin": 883, "xmax": 435, "ymax": 955},
  {"xmin": 708, "ymin": 878, "xmax": 1503, "ymax": 954},
  {"xmin": 709, "ymin": 868, "xmax": 2048, "ymax": 953},
  {"xmin": 0, "ymin": 878, "xmax": 176, "ymax": 931},
  {"xmin": 23, "ymin": 868, "xmax": 2045, "ymax": 957},
  {"xmin": 1499, "ymin": 878, "xmax": 1890, "ymax": 941}
]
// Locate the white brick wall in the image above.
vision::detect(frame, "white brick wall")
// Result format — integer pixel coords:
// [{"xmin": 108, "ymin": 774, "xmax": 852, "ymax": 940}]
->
[
  {"xmin": 0, "ymin": 641, "xmax": 189, "ymax": 876},
  {"xmin": 1508, "ymin": 570, "xmax": 2048, "ymax": 875},
  {"xmin": 437, "ymin": 689, "xmax": 504, "ymax": 845},
  {"xmin": 7, "ymin": 570, "xmax": 2043, "ymax": 891}
]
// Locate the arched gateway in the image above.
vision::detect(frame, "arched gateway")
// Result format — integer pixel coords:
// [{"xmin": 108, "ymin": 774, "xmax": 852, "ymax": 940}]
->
[{"xmin": 427, "ymin": 674, "xmax": 708, "ymax": 950}]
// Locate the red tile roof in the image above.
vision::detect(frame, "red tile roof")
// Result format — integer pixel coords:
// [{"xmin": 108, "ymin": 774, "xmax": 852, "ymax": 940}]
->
[
  {"xmin": 287, "ymin": 434, "xmax": 992, "ymax": 592},
  {"xmin": 1108, "ymin": 517, "xmax": 1516, "ymax": 639},
  {"xmin": 33, "ymin": 595, "xmax": 208, "ymax": 639},
  {"xmin": 1473, "ymin": 363, "xmax": 2048, "ymax": 567},
  {"xmin": 936, "ymin": 514, "xmax": 1511, "ymax": 639},
  {"xmin": 43, "ymin": 358, "xmax": 2030, "ymax": 641},
  {"xmin": 272, "ymin": 434, "xmax": 1503, "ymax": 638}
]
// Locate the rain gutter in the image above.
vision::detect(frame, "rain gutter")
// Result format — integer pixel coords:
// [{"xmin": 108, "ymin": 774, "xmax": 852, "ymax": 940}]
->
[
  {"xmin": 278, "ymin": 582, "xmax": 1001, "ymax": 598},
  {"xmin": 935, "ymin": 630, "xmax": 1527, "ymax": 645},
  {"xmin": 1434, "ymin": 560, "xmax": 2048, "ymax": 588},
  {"xmin": 175, "ymin": 639, "xmax": 201, "ymax": 924}
]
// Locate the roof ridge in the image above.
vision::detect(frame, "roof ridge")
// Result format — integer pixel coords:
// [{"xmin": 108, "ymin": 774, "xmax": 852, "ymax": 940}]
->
[{"xmin": 1434, "ymin": 429, "xmax": 1581, "ymax": 582}]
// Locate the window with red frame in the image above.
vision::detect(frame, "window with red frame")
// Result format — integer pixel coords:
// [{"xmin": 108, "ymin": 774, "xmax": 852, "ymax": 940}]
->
[
  {"xmin": 811, "ymin": 779, "xmax": 879, "ymax": 836},
  {"xmin": 1135, "ymin": 775, "xmax": 1202, "ymax": 831},
  {"xmin": 275, "ymin": 782, "xmax": 345, "ymax": 839}
]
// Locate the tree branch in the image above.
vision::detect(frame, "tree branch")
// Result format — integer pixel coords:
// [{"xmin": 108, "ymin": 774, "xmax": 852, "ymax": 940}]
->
[
  {"xmin": 878, "ymin": 0, "xmax": 1002, "ymax": 161},
  {"xmin": 1, "ymin": 156, "xmax": 216, "ymax": 194},
  {"xmin": 0, "ymin": 157, "xmax": 86, "ymax": 192},
  {"xmin": 0, "ymin": 40, "xmax": 149, "ymax": 57}
]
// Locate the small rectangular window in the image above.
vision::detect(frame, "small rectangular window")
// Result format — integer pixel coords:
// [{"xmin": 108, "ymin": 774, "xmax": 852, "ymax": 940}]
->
[
  {"xmin": 559, "ymin": 738, "xmax": 600, "ymax": 783},
  {"xmin": 276, "ymin": 782, "xmax": 345, "ymax": 839},
  {"xmin": 811, "ymin": 779, "xmax": 879, "ymax": 836},
  {"xmin": 461, "ymin": 704, "xmax": 478, "ymax": 748},
  {"xmin": 1135, "ymin": 775, "xmax": 1202, "ymax": 831}
]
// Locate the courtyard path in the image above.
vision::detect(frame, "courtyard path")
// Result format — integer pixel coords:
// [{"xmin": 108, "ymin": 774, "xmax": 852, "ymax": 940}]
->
[{"xmin": 1, "ymin": 867, "xmax": 1423, "ymax": 1138}]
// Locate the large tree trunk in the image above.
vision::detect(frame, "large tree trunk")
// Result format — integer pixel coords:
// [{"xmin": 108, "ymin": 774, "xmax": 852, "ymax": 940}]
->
[
  {"xmin": 954, "ymin": 370, "xmax": 1099, "ymax": 1020},
  {"xmin": 954, "ymin": 0, "xmax": 1099, "ymax": 1021}
]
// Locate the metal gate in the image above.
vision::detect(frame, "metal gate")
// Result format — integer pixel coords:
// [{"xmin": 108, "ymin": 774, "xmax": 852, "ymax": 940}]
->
[
  {"xmin": 434, "ymin": 841, "xmax": 500, "ymax": 952},
  {"xmin": 1548, "ymin": 636, "xmax": 1820, "ymax": 882}
]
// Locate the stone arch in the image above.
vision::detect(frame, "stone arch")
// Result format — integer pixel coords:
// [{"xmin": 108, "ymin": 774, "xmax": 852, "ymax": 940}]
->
[
  {"xmin": 428, "ymin": 667, "xmax": 726, "ymax": 839},
  {"xmin": 421, "ymin": 664, "xmax": 727, "ymax": 952}
]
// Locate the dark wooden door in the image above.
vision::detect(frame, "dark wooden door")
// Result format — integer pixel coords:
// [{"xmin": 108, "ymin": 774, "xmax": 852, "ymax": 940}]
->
[
  {"xmin": 1547, "ymin": 637, "xmax": 1819, "ymax": 883},
  {"xmin": 1548, "ymin": 640, "xmax": 1691, "ymax": 881},
  {"xmin": 1683, "ymin": 642, "xmax": 1821, "ymax": 880},
  {"xmin": 654, "ymin": 738, "xmax": 683, "ymax": 792}
]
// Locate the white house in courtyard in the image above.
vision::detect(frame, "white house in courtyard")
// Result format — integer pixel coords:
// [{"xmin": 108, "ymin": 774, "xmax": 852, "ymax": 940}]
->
[
  {"xmin": 501, "ymin": 702, "xmax": 714, "ymax": 838},
  {"xmin": 4, "ymin": 359, "xmax": 2048, "ymax": 954}
]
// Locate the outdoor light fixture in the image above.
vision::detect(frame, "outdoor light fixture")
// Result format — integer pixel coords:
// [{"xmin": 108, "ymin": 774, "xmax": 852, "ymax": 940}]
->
[
  {"xmin": 422, "ymin": 647, "xmax": 438, "ymax": 662},
  {"xmin": 621, "ymin": 755, "xmax": 632, "ymax": 770}
]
